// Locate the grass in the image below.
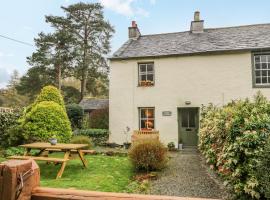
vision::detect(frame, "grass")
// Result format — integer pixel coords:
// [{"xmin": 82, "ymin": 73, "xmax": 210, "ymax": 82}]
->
[{"xmin": 0, "ymin": 154, "xmax": 136, "ymax": 192}]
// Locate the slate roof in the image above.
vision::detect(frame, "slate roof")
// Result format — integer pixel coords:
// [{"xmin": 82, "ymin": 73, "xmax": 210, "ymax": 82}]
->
[
  {"xmin": 111, "ymin": 24, "xmax": 270, "ymax": 60},
  {"xmin": 79, "ymin": 98, "xmax": 109, "ymax": 111}
]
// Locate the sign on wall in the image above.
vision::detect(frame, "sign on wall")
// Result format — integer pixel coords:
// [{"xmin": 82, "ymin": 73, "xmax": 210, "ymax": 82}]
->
[{"xmin": 162, "ymin": 111, "xmax": 172, "ymax": 116}]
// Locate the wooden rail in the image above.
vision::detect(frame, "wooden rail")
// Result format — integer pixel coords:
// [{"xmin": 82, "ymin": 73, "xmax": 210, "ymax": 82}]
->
[{"xmin": 31, "ymin": 187, "xmax": 219, "ymax": 200}]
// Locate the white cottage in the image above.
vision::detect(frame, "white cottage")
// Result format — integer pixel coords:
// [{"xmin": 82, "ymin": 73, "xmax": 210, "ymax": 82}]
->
[{"xmin": 109, "ymin": 12, "xmax": 270, "ymax": 147}]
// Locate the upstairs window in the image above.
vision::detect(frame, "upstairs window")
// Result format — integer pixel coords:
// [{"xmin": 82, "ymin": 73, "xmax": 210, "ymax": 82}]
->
[
  {"xmin": 139, "ymin": 107, "xmax": 155, "ymax": 130},
  {"xmin": 138, "ymin": 63, "xmax": 154, "ymax": 87},
  {"xmin": 253, "ymin": 54, "xmax": 270, "ymax": 87}
]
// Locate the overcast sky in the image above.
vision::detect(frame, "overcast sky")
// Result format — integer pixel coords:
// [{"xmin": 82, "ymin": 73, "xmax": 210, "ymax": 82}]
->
[{"xmin": 1, "ymin": 0, "xmax": 270, "ymax": 88}]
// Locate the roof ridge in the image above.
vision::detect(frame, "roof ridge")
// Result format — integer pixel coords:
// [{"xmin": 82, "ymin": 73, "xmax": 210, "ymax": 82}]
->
[{"xmin": 140, "ymin": 23, "xmax": 270, "ymax": 37}]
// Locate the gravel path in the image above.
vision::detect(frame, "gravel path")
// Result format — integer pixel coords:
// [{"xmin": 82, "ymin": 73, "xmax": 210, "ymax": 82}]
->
[{"xmin": 150, "ymin": 149, "xmax": 229, "ymax": 199}]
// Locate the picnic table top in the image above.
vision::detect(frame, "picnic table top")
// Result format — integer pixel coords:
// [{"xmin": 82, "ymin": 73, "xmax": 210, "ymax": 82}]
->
[{"xmin": 20, "ymin": 142, "xmax": 88, "ymax": 150}]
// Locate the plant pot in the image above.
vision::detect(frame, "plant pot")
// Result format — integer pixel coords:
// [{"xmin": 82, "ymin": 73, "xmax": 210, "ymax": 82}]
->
[
  {"xmin": 123, "ymin": 142, "xmax": 131, "ymax": 149},
  {"xmin": 49, "ymin": 138, "xmax": 57, "ymax": 145},
  {"xmin": 178, "ymin": 143, "xmax": 183, "ymax": 150}
]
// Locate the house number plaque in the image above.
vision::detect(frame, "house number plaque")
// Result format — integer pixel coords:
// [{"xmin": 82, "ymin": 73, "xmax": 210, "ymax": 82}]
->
[{"xmin": 162, "ymin": 111, "xmax": 172, "ymax": 116}]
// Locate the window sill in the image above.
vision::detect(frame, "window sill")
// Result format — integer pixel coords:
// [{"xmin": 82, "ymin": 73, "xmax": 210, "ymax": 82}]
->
[
  {"xmin": 253, "ymin": 84, "xmax": 270, "ymax": 88},
  {"xmin": 137, "ymin": 85, "xmax": 155, "ymax": 87}
]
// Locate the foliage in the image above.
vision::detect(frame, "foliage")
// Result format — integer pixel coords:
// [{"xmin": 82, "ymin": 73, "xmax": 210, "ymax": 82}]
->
[
  {"xmin": 89, "ymin": 107, "xmax": 109, "ymax": 129},
  {"xmin": 22, "ymin": 101, "xmax": 72, "ymax": 143},
  {"xmin": 39, "ymin": 155, "xmax": 134, "ymax": 192},
  {"xmin": 4, "ymin": 147, "xmax": 25, "ymax": 157},
  {"xmin": 34, "ymin": 85, "xmax": 65, "ymax": 109},
  {"xmin": 73, "ymin": 129, "xmax": 109, "ymax": 146},
  {"xmin": 0, "ymin": 111, "xmax": 22, "ymax": 147},
  {"xmin": 62, "ymin": 86, "xmax": 81, "ymax": 104},
  {"xmin": 255, "ymin": 139, "xmax": 270, "ymax": 199},
  {"xmin": 128, "ymin": 140, "xmax": 168, "ymax": 171},
  {"xmin": 199, "ymin": 92, "xmax": 270, "ymax": 199},
  {"xmin": 66, "ymin": 103, "xmax": 83, "ymax": 129},
  {"xmin": 70, "ymin": 135, "xmax": 92, "ymax": 149},
  {"xmin": 167, "ymin": 142, "xmax": 176, "ymax": 151}
]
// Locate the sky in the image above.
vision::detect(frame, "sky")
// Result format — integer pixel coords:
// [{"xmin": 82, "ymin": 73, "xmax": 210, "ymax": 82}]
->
[{"xmin": 1, "ymin": 0, "xmax": 270, "ymax": 88}]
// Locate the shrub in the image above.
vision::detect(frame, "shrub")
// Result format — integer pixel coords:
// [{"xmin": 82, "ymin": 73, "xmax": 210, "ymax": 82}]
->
[
  {"xmin": 167, "ymin": 142, "xmax": 175, "ymax": 151},
  {"xmin": 256, "ymin": 138, "xmax": 270, "ymax": 199},
  {"xmin": 22, "ymin": 101, "xmax": 72, "ymax": 143},
  {"xmin": 0, "ymin": 111, "xmax": 22, "ymax": 147},
  {"xmin": 89, "ymin": 107, "xmax": 109, "ymax": 129},
  {"xmin": 73, "ymin": 129, "xmax": 109, "ymax": 146},
  {"xmin": 66, "ymin": 104, "xmax": 84, "ymax": 129},
  {"xmin": 35, "ymin": 85, "xmax": 65, "ymax": 109},
  {"xmin": 4, "ymin": 147, "xmax": 25, "ymax": 157},
  {"xmin": 71, "ymin": 135, "xmax": 92, "ymax": 149},
  {"xmin": 62, "ymin": 85, "xmax": 81, "ymax": 104},
  {"xmin": 199, "ymin": 93, "xmax": 270, "ymax": 199},
  {"xmin": 128, "ymin": 140, "xmax": 168, "ymax": 171}
]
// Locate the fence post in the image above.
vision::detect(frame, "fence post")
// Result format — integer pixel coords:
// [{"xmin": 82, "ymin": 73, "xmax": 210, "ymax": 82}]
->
[{"xmin": 0, "ymin": 159, "xmax": 40, "ymax": 200}]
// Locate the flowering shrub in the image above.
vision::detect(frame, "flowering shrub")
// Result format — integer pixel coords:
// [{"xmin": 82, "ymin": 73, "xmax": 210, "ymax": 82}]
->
[{"xmin": 199, "ymin": 92, "xmax": 270, "ymax": 199}]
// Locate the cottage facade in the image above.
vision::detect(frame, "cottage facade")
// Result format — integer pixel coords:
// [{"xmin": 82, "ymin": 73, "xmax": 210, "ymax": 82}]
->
[{"xmin": 109, "ymin": 12, "xmax": 270, "ymax": 147}]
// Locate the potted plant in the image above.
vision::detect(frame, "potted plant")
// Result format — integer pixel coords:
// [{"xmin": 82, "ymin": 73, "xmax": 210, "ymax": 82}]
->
[
  {"xmin": 123, "ymin": 126, "xmax": 131, "ymax": 149},
  {"xmin": 49, "ymin": 135, "xmax": 57, "ymax": 145},
  {"xmin": 178, "ymin": 138, "xmax": 183, "ymax": 150},
  {"xmin": 167, "ymin": 142, "xmax": 176, "ymax": 151}
]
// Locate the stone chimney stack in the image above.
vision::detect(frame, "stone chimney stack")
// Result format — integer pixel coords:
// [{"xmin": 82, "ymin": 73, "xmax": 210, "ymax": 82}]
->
[
  {"xmin": 190, "ymin": 11, "xmax": 204, "ymax": 33},
  {"xmin": 128, "ymin": 21, "xmax": 141, "ymax": 39}
]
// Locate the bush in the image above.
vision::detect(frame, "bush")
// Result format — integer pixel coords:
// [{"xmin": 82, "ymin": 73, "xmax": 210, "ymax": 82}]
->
[
  {"xmin": 128, "ymin": 140, "xmax": 168, "ymax": 171},
  {"xmin": 167, "ymin": 142, "xmax": 175, "ymax": 151},
  {"xmin": 62, "ymin": 85, "xmax": 81, "ymax": 104},
  {"xmin": 4, "ymin": 147, "xmax": 25, "ymax": 157},
  {"xmin": 89, "ymin": 107, "xmax": 109, "ymax": 129},
  {"xmin": 35, "ymin": 85, "xmax": 65, "ymax": 109},
  {"xmin": 66, "ymin": 104, "xmax": 84, "ymax": 130},
  {"xmin": 22, "ymin": 101, "xmax": 72, "ymax": 143},
  {"xmin": 0, "ymin": 111, "xmax": 22, "ymax": 147},
  {"xmin": 71, "ymin": 135, "xmax": 93, "ymax": 150},
  {"xmin": 199, "ymin": 93, "xmax": 270, "ymax": 199},
  {"xmin": 256, "ymin": 139, "xmax": 270, "ymax": 199},
  {"xmin": 73, "ymin": 129, "xmax": 109, "ymax": 146}
]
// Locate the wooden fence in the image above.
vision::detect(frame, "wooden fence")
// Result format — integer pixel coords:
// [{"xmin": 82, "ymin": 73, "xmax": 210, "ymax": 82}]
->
[{"xmin": 0, "ymin": 159, "xmax": 220, "ymax": 200}]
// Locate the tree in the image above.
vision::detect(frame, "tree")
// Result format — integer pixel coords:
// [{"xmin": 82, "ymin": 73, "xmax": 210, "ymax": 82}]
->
[{"xmin": 47, "ymin": 2, "xmax": 114, "ymax": 99}]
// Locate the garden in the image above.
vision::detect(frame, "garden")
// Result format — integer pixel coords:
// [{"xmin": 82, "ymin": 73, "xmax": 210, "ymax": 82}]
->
[{"xmin": 0, "ymin": 85, "xmax": 168, "ymax": 194}]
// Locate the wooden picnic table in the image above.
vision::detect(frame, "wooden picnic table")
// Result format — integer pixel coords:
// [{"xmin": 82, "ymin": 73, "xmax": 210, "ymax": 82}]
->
[{"xmin": 9, "ymin": 142, "xmax": 88, "ymax": 179}]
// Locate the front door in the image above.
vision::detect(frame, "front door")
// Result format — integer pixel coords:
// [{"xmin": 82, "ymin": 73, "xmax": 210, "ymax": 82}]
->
[{"xmin": 178, "ymin": 107, "xmax": 199, "ymax": 146}]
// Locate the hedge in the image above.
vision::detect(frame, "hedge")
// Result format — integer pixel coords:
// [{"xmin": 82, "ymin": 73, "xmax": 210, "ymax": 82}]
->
[
  {"xmin": 73, "ymin": 129, "xmax": 109, "ymax": 146},
  {"xmin": 199, "ymin": 93, "xmax": 270, "ymax": 199}
]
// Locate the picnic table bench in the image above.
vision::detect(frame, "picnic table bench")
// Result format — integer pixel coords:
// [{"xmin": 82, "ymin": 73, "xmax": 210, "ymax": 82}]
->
[{"xmin": 8, "ymin": 142, "xmax": 88, "ymax": 179}]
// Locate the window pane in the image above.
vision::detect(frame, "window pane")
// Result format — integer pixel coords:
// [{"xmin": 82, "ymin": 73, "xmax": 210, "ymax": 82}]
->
[
  {"xmin": 262, "ymin": 63, "xmax": 267, "ymax": 69},
  {"xmin": 140, "ymin": 64, "xmax": 146, "ymax": 72},
  {"xmin": 141, "ymin": 75, "xmax": 146, "ymax": 81},
  {"xmin": 255, "ymin": 64, "xmax": 260, "ymax": 69},
  {"xmin": 141, "ymin": 120, "xmax": 146, "ymax": 129},
  {"xmin": 256, "ymin": 77, "xmax": 261, "ymax": 84},
  {"xmin": 181, "ymin": 109, "xmax": 188, "ymax": 127},
  {"xmin": 267, "ymin": 55, "xmax": 270, "ymax": 62},
  {"xmin": 189, "ymin": 109, "xmax": 196, "ymax": 128},
  {"xmin": 268, "ymin": 77, "xmax": 270, "ymax": 83},
  {"xmin": 146, "ymin": 120, "xmax": 154, "ymax": 129},
  {"xmin": 255, "ymin": 56, "xmax": 260, "ymax": 63},
  {"xmin": 261, "ymin": 55, "xmax": 267, "ymax": 63},
  {"xmin": 147, "ymin": 64, "xmax": 154, "ymax": 72},
  {"xmin": 262, "ymin": 70, "xmax": 267, "ymax": 76},
  {"xmin": 255, "ymin": 70, "xmax": 261, "ymax": 76},
  {"xmin": 147, "ymin": 74, "xmax": 154, "ymax": 82},
  {"xmin": 262, "ymin": 77, "xmax": 267, "ymax": 83}
]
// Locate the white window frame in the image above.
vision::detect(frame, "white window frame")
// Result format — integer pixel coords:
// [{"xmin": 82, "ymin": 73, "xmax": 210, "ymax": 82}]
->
[
  {"xmin": 253, "ymin": 53, "xmax": 270, "ymax": 87},
  {"xmin": 139, "ymin": 107, "xmax": 155, "ymax": 130},
  {"xmin": 138, "ymin": 63, "xmax": 154, "ymax": 86}
]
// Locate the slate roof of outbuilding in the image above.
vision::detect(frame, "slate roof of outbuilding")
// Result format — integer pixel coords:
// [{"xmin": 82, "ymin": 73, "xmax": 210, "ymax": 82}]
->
[
  {"xmin": 79, "ymin": 98, "xmax": 108, "ymax": 111},
  {"xmin": 111, "ymin": 23, "xmax": 270, "ymax": 60}
]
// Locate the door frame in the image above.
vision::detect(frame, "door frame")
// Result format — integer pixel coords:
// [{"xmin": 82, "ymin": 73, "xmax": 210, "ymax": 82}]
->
[{"xmin": 177, "ymin": 107, "xmax": 200, "ymax": 146}]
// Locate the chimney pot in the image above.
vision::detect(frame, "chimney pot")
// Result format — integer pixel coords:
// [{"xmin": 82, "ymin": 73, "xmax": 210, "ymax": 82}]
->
[
  {"xmin": 190, "ymin": 11, "xmax": 204, "ymax": 33},
  {"xmin": 129, "ymin": 21, "xmax": 141, "ymax": 39}
]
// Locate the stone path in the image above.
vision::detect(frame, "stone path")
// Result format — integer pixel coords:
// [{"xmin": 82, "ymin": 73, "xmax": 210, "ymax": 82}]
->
[{"xmin": 150, "ymin": 148, "xmax": 229, "ymax": 199}]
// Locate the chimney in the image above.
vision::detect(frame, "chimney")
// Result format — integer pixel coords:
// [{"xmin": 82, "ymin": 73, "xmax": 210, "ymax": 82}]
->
[
  {"xmin": 190, "ymin": 11, "xmax": 204, "ymax": 33},
  {"xmin": 128, "ymin": 21, "xmax": 141, "ymax": 39}
]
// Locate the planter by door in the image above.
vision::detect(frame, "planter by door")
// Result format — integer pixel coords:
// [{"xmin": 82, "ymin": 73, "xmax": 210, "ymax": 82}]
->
[{"xmin": 178, "ymin": 107, "xmax": 199, "ymax": 147}]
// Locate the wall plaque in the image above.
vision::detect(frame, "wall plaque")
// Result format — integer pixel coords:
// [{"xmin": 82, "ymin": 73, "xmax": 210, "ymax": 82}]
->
[{"xmin": 162, "ymin": 111, "xmax": 172, "ymax": 116}]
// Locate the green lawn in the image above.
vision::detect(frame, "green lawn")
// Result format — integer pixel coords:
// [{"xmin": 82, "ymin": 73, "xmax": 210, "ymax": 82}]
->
[{"xmin": 0, "ymin": 155, "xmax": 135, "ymax": 192}]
